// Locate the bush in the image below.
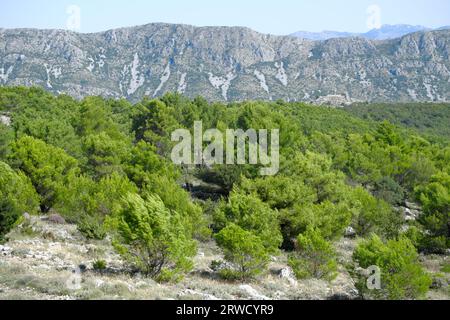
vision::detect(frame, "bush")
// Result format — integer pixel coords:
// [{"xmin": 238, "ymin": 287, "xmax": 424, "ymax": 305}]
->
[
  {"xmin": 239, "ymin": 176, "xmax": 316, "ymax": 210},
  {"xmin": 77, "ymin": 216, "xmax": 107, "ymax": 240},
  {"xmin": 288, "ymin": 227, "xmax": 337, "ymax": 281},
  {"xmin": 353, "ymin": 235, "xmax": 432, "ymax": 300},
  {"xmin": 350, "ymin": 187, "xmax": 402, "ymax": 239},
  {"xmin": 110, "ymin": 193, "xmax": 196, "ymax": 282},
  {"xmin": 0, "ymin": 123, "xmax": 13, "ymax": 161},
  {"xmin": 404, "ymin": 225, "xmax": 448, "ymax": 254},
  {"xmin": 93, "ymin": 260, "xmax": 107, "ymax": 272},
  {"xmin": 213, "ymin": 191, "xmax": 282, "ymax": 253},
  {"xmin": 198, "ymin": 165, "xmax": 247, "ymax": 194},
  {"xmin": 415, "ymin": 173, "xmax": 450, "ymax": 252},
  {"xmin": 9, "ymin": 136, "xmax": 79, "ymax": 212},
  {"xmin": 55, "ymin": 172, "xmax": 137, "ymax": 239},
  {"xmin": 143, "ymin": 174, "xmax": 210, "ymax": 240},
  {"xmin": 282, "ymin": 201, "xmax": 352, "ymax": 245},
  {"xmin": 215, "ymin": 224, "xmax": 270, "ymax": 280},
  {"xmin": 373, "ymin": 176, "xmax": 405, "ymax": 205},
  {"xmin": 125, "ymin": 141, "xmax": 179, "ymax": 188},
  {"xmin": 275, "ymin": 152, "xmax": 359, "ymax": 245},
  {"xmin": 82, "ymin": 132, "xmax": 130, "ymax": 180},
  {"xmin": 0, "ymin": 161, "xmax": 39, "ymax": 241}
]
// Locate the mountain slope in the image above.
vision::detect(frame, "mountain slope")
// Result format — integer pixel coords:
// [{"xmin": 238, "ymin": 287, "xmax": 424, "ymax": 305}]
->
[{"xmin": 1, "ymin": 23, "xmax": 450, "ymax": 103}]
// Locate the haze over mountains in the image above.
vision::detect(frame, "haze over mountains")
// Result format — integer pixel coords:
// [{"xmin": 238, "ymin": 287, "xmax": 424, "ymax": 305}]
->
[
  {"xmin": 0, "ymin": 23, "xmax": 450, "ymax": 104},
  {"xmin": 290, "ymin": 24, "xmax": 444, "ymax": 41}
]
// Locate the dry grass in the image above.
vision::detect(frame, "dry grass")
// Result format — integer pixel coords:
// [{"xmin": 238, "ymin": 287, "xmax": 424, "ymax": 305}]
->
[{"xmin": 0, "ymin": 216, "xmax": 448, "ymax": 300}]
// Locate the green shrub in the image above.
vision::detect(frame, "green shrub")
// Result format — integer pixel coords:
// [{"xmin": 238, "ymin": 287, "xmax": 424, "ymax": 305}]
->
[
  {"xmin": 110, "ymin": 193, "xmax": 197, "ymax": 282},
  {"xmin": 131, "ymin": 99, "xmax": 180, "ymax": 156},
  {"xmin": 288, "ymin": 227, "xmax": 337, "ymax": 281},
  {"xmin": 0, "ymin": 123, "xmax": 13, "ymax": 161},
  {"xmin": 82, "ymin": 132, "xmax": 130, "ymax": 180},
  {"xmin": 198, "ymin": 165, "xmax": 246, "ymax": 194},
  {"xmin": 353, "ymin": 235, "xmax": 432, "ymax": 300},
  {"xmin": 93, "ymin": 260, "xmax": 107, "ymax": 272},
  {"xmin": 415, "ymin": 173, "xmax": 450, "ymax": 252},
  {"xmin": 373, "ymin": 176, "xmax": 405, "ymax": 205},
  {"xmin": 0, "ymin": 161, "xmax": 39, "ymax": 241},
  {"xmin": 55, "ymin": 172, "xmax": 137, "ymax": 239},
  {"xmin": 274, "ymin": 152, "xmax": 359, "ymax": 245},
  {"xmin": 282, "ymin": 201, "xmax": 352, "ymax": 244},
  {"xmin": 441, "ymin": 264, "xmax": 450, "ymax": 273},
  {"xmin": 215, "ymin": 224, "xmax": 270, "ymax": 280},
  {"xmin": 77, "ymin": 216, "xmax": 107, "ymax": 240},
  {"xmin": 213, "ymin": 191, "xmax": 282, "ymax": 253},
  {"xmin": 143, "ymin": 174, "xmax": 209, "ymax": 240},
  {"xmin": 239, "ymin": 176, "xmax": 316, "ymax": 211},
  {"xmin": 9, "ymin": 136, "xmax": 79, "ymax": 212},
  {"xmin": 125, "ymin": 141, "xmax": 179, "ymax": 188},
  {"xmin": 350, "ymin": 187, "xmax": 402, "ymax": 239}
]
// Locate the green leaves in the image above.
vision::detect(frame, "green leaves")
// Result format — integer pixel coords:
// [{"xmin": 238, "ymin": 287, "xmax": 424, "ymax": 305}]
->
[
  {"xmin": 214, "ymin": 190, "xmax": 282, "ymax": 254},
  {"xmin": 132, "ymin": 99, "xmax": 180, "ymax": 156},
  {"xmin": 215, "ymin": 224, "xmax": 270, "ymax": 280},
  {"xmin": 353, "ymin": 235, "xmax": 432, "ymax": 300},
  {"xmin": 0, "ymin": 161, "xmax": 39, "ymax": 241},
  {"xmin": 9, "ymin": 136, "xmax": 79, "ymax": 212},
  {"xmin": 0, "ymin": 123, "xmax": 13, "ymax": 161},
  {"xmin": 284, "ymin": 201, "xmax": 352, "ymax": 242},
  {"xmin": 349, "ymin": 187, "xmax": 402, "ymax": 239},
  {"xmin": 288, "ymin": 227, "xmax": 338, "ymax": 281},
  {"xmin": 213, "ymin": 190, "xmax": 282, "ymax": 279},
  {"xmin": 82, "ymin": 132, "xmax": 130, "ymax": 180},
  {"xmin": 111, "ymin": 193, "xmax": 197, "ymax": 282},
  {"xmin": 55, "ymin": 171, "xmax": 138, "ymax": 239},
  {"xmin": 415, "ymin": 173, "xmax": 450, "ymax": 252},
  {"xmin": 0, "ymin": 86, "xmax": 449, "ymax": 290}
]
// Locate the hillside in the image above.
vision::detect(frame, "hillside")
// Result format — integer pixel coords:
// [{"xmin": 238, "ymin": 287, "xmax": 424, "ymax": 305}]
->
[
  {"xmin": 1, "ymin": 214, "xmax": 447, "ymax": 300},
  {"xmin": 1, "ymin": 24, "xmax": 450, "ymax": 103},
  {"xmin": 0, "ymin": 215, "xmax": 361, "ymax": 300},
  {"xmin": 345, "ymin": 103, "xmax": 450, "ymax": 139},
  {"xmin": 0, "ymin": 87, "xmax": 449, "ymax": 300}
]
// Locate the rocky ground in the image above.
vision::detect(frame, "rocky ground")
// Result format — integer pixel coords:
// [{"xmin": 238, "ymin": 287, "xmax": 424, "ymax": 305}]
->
[{"xmin": 0, "ymin": 215, "xmax": 448, "ymax": 300}]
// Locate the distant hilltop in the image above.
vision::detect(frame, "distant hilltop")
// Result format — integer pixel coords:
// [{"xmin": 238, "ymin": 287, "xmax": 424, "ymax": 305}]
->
[{"xmin": 290, "ymin": 24, "xmax": 450, "ymax": 41}]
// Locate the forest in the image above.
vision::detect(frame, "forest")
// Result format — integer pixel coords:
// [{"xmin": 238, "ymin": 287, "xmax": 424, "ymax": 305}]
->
[{"xmin": 0, "ymin": 86, "xmax": 449, "ymax": 299}]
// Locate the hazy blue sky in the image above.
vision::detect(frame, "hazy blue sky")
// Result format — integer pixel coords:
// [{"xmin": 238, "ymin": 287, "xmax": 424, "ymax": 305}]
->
[{"xmin": 1, "ymin": 0, "xmax": 450, "ymax": 35}]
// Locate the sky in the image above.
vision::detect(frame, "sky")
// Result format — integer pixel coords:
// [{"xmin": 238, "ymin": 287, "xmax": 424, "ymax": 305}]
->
[{"xmin": 1, "ymin": 0, "xmax": 450, "ymax": 35}]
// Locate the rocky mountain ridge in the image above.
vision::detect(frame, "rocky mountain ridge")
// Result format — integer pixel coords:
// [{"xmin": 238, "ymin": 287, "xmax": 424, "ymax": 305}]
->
[{"xmin": 1, "ymin": 23, "xmax": 450, "ymax": 104}]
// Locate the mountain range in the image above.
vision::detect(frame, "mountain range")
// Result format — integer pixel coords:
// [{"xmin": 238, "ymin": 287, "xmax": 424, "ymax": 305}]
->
[
  {"xmin": 290, "ymin": 24, "xmax": 441, "ymax": 41},
  {"xmin": 1, "ymin": 23, "xmax": 450, "ymax": 104}
]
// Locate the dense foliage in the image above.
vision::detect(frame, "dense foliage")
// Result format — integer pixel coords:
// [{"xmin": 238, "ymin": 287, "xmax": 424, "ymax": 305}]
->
[
  {"xmin": 0, "ymin": 161, "xmax": 39, "ymax": 242},
  {"xmin": 353, "ymin": 235, "xmax": 432, "ymax": 300},
  {"xmin": 288, "ymin": 227, "xmax": 338, "ymax": 280},
  {"xmin": 0, "ymin": 87, "xmax": 448, "ymax": 293},
  {"xmin": 345, "ymin": 102, "xmax": 450, "ymax": 140},
  {"xmin": 109, "ymin": 193, "xmax": 196, "ymax": 281},
  {"xmin": 215, "ymin": 223, "xmax": 270, "ymax": 280}
]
